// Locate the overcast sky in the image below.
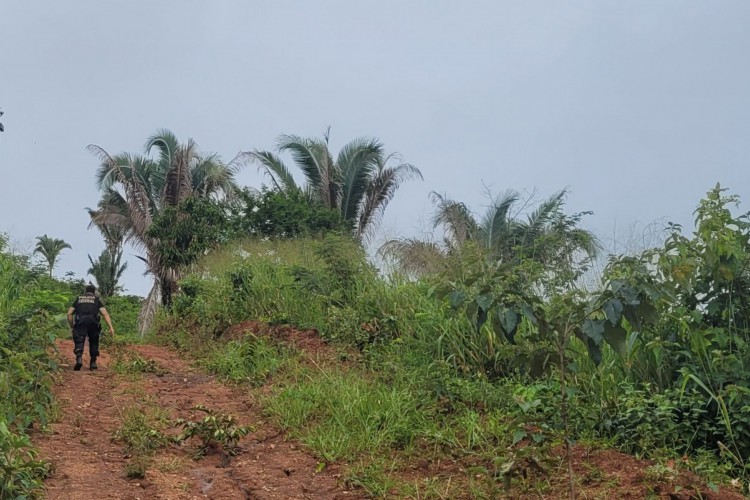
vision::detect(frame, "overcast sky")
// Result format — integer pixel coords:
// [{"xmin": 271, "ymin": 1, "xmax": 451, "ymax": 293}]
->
[{"xmin": 1, "ymin": 1, "xmax": 749, "ymax": 296}]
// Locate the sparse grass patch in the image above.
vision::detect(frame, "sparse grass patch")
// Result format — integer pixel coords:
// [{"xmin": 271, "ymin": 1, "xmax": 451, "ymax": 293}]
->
[
  {"xmin": 111, "ymin": 351, "xmax": 167, "ymax": 376},
  {"xmin": 345, "ymin": 458, "xmax": 401, "ymax": 498},
  {"xmin": 124, "ymin": 454, "xmax": 149, "ymax": 480},
  {"xmin": 154, "ymin": 455, "xmax": 186, "ymax": 473},
  {"xmin": 113, "ymin": 396, "xmax": 172, "ymax": 479},
  {"xmin": 113, "ymin": 400, "xmax": 171, "ymax": 455}
]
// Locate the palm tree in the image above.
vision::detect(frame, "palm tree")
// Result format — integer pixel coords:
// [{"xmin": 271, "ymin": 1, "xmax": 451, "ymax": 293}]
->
[
  {"xmin": 88, "ymin": 129, "xmax": 243, "ymax": 333},
  {"xmin": 246, "ymin": 130, "xmax": 422, "ymax": 241},
  {"xmin": 381, "ymin": 189, "xmax": 598, "ymax": 280},
  {"xmin": 33, "ymin": 235, "xmax": 71, "ymax": 277},
  {"xmin": 88, "ymin": 249, "xmax": 127, "ymax": 297}
]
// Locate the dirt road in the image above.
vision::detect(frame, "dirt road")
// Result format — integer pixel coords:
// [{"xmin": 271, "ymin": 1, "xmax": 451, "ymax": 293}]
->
[{"xmin": 35, "ymin": 339, "xmax": 361, "ymax": 500}]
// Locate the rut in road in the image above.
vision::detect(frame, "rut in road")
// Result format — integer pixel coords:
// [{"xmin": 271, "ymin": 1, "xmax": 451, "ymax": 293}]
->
[{"xmin": 35, "ymin": 339, "xmax": 361, "ymax": 500}]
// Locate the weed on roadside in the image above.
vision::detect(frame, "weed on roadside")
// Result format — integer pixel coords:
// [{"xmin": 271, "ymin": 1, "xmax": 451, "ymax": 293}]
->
[
  {"xmin": 124, "ymin": 454, "xmax": 149, "ymax": 480},
  {"xmin": 174, "ymin": 404, "xmax": 252, "ymax": 458},
  {"xmin": 345, "ymin": 458, "xmax": 400, "ymax": 498},
  {"xmin": 113, "ymin": 397, "xmax": 172, "ymax": 479},
  {"xmin": 0, "ymin": 421, "xmax": 50, "ymax": 498},
  {"xmin": 113, "ymin": 401, "xmax": 171, "ymax": 455},
  {"xmin": 111, "ymin": 351, "xmax": 167, "ymax": 376}
]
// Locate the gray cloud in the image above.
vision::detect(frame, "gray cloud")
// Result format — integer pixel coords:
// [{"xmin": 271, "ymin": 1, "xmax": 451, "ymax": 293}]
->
[{"xmin": 1, "ymin": 1, "xmax": 748, "ymax": 294}]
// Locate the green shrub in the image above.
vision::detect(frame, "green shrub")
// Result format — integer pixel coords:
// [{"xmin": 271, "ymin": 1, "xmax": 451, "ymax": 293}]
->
[
  {"xmin": 174, "ymin": 405, "xmax": 251, "ymax": 457},
  {"xmin": 0, "ymin": 420, "xmax": 49, "ymax": 498},
  {"xmin": 103, "ymin": 295, "xmax": 142, "ymax": 340}
]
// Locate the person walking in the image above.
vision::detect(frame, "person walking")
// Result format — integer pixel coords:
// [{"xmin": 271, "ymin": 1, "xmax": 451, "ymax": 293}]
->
[{"xmin": 67, "ymin": 283, "xmax": 115, "ymax": 371}]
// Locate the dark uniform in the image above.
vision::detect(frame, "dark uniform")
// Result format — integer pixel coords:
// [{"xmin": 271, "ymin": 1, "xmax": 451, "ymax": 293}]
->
[{"xmin": 71, "ymin": 292, "xmax": 103, "ymax": 361}]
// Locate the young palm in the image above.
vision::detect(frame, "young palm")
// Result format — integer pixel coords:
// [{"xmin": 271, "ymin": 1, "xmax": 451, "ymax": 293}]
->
[
  {"xmin": 33, "ymin": 235, "xmax": 71, "ymax": 277},
  {"xmin": 246, "ymin": 130, "xmax": 421, "ymax": 241},
  {"xmin": 87, "ymin": 249, "xmax": 127, "ymax": 297},
  {"xmin": 381, "ymin": 189, "xmax": 598, "ymax": 279}
]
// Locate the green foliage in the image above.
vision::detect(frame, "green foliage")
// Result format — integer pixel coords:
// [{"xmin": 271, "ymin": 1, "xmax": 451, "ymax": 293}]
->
[
  {"xmin": 163, "ymin": 185, "xmax": 750, "ymax": 491},
  {"xmin": 113, "ymin": 402, "xmax": 170, "ymax": 455},
  {"xmin": 0, "ymin": 421, "xmax": 49, "ymax": 499},
  {"xmin": 200, "ymin": 335, "xmax": 288, "ymax": 385},
  {"xmin": 174, "ymin": 405, "xmax": 251, "ymax": 457},
  {"xmin": 229, "ymin": 187, "xmax": 347, "ymax": 239},
  {"xmin": 0, "ymin": 240, "xmax": 61, "ymax": 498},
  {"xmin": 102, "ymin": 294, "xmax": 142, "ymax": 340},
  {"xmin": 89, "ymin": 129, "xmax": 242, "ymax": 329},
  {"xmin": 87, "ymin": 248, "xmax": 127, "ymax": 297},
  {"xmin": 381, "ymin": 189, "xmax": 598, "ymax": 284},
  {"xmin": 113, "ymin": 399, "xmax": 171, "ymax": 480},
  {"xmin": 0, "ymin": 347, "xmax": 56, "ymax": 430},
  {"xmin": 265, "ymin": 370, "xmax": 431, "ymax": 462},
  {"xmin": 148, "ymin": 196, "xmax": 230, "ymax": 270},
  {"xmin": 33, "ymin": 234, "xmax": 71, "ymax": 278},
  {"xmin": 606, "ymin": 385, "xmax": 718, "ymax": 455},
  {"xmin": 248, "ymin": 131, "xmax": 422, "ymax": 240}
]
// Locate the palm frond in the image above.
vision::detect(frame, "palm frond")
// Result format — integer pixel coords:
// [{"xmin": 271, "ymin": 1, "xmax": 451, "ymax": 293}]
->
[
  {"xmin": 87, "ymin": 249, "xmax": 128, "ymax": 297},
  {"xmin": 379, "ymin": 238, "xmax": 446, "ymax": 276},
  {"xmin": 357, "ymin": 159, "xmax": 423, "ymax": 241},
  {"xmin": 161, "ymin": 138, "xmax": 194, "ymax": 207},
  {"xmin": 145, "ymin": 129, "xmax": 179, "ymax": 169},
  {"xmin": 244, "ymin": 150, "xmax": 299, "ymax": 192},
  {"xmin": 194, "ymin": 156, "xmax": 240, "ymax": 199},
  {"xmin": 477, "ymin": 189, "xmax": 520, "ymax": 251},
  {"xmin": 277, "ymin": 134, "xmax": 335, "ymax": 207},
  {"xmin": 337, "ymin": 138, "xmax": 382, "ymax": 223},
  {"xmin": 524, "ymin": 190, "xmax": 567, "ymax": 235},
  {"xmin": 429, "ymin": 191, "xmax": 477, "ymax": 248}
]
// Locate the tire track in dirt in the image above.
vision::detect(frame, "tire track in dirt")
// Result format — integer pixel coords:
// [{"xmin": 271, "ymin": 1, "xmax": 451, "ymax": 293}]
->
[{"xmin": 35, "ymin": 339, "xmax": 362, "ymax": 500}]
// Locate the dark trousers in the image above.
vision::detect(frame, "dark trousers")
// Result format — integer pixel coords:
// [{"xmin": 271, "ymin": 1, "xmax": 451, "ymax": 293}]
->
[{"xmin": 73, "ymin": 318, "xmax": 100, "ymax": 359}]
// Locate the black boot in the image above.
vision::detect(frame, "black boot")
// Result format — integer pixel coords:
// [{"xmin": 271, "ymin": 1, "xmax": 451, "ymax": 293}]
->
[
  {"xmin": 74, "ymin": 355, "xmax": 83, "ymax": 371},
  {"xmin": 90, "ymin": 356, "xmax": 98, "ymax": 370}
]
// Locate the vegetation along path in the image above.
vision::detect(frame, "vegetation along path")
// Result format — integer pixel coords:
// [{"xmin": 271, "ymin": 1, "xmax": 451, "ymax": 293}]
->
[
  {"xmin": 33, "ymin": 330, "xmax": 745, "ymax": 500},
  {"xmin": 36, "ymin": 338, "xmax": 361, "ymax": 500}
]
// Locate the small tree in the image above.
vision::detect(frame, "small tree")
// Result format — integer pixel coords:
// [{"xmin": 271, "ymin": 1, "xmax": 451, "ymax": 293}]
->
[
  {"xmin": 147, "ymin": 197, "xmax": 229, "ymax": 308},
  {"xmin": 87, "ymin": 249, "xmax": 127, "ymax": 297},
  {"xmin": 33, "ymin": 235, "xmax": 71, "ymax": 278}
]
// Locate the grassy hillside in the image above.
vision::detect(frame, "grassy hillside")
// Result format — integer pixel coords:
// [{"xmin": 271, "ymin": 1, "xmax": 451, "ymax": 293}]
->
[{"xmin": 153, "ymin": 187, "xmax": 750, "ymax": 497}]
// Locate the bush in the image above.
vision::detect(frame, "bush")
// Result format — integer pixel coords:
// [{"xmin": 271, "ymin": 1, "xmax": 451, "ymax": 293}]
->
[
  {"xmin": 0, "ymin": 421, "xmax": 49, "ymax": 498},
  {"xmin": 174, "ymin": 405, "xmax": 252, "ymax": 457}
]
